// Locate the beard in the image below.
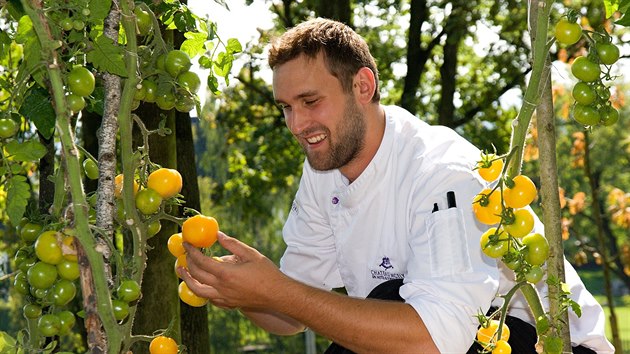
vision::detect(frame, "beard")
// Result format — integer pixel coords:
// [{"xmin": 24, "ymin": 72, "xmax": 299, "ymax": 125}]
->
[{"xmin": 304, "ymin": 97, "xmax": 366, "ymax": 171}]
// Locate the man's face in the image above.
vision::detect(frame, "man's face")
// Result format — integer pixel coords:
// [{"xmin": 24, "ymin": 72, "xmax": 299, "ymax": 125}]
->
[{"xmin": 272, "ymin": 53, "xmax": 365, "ymax": 171}]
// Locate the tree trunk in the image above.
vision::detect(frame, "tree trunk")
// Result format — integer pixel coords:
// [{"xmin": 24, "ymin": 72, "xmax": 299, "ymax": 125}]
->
[{"xmin": 400, "ymin": 0, "xmax": 430, "ymax": 114}]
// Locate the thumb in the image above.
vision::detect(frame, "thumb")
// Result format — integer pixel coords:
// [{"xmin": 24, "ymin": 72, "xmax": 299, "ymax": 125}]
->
[{"xmin": 217, "ymin": 231, "xmax": 258, "ymax": 260}]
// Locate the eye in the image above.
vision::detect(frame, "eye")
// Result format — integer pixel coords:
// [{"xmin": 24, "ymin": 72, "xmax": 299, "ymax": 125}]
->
[{"xmin": 304, "ymin": 98, "xmax": 318, "ymax": 106}]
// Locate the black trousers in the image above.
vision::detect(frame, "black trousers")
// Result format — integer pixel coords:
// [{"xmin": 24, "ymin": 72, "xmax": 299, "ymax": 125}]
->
[{"xmin": 324, "ymin": 279, "xmax": 596, "ymax": 354}]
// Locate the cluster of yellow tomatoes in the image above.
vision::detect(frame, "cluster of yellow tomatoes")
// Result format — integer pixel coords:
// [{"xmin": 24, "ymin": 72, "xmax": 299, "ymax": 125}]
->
[{"xmin": 472, "ymin": 153, "xmax": 551, "ymax": 353}]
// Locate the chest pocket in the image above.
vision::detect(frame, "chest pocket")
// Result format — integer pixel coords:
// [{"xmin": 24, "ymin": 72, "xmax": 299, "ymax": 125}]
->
[{"xmin": 425, "ymin": 207, "xmax": 473, "ymax": 277}]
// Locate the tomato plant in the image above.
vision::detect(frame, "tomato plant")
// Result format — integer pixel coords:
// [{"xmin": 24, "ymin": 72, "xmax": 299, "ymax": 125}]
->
[
  {"xmin": 570, "ymin": 56, "xmax": 600, "ymax": 82},
  {"xmin": 522, "ymin": 233, "xmax": 550, "ymax": 266},
  {"xmin": 503, "ymin": 175, "xmax": 537, "ymax": 209},
  {"xmin": 148, "ymin": 168, "xmax": 183, "ymax": 199},
  {"xmin": 178, "ymin": 281, "xmax": 208, "ymax": 307},
  {"xmin": 135, "ymin": 188, "xmax": 163, "ymax": 215},
  {"xmin": 554, "ymin": 19, "xmax": 582, "ymax": 45},
  {"xmin": 149, "ymin": 336, "xmax": 179, "ymax": 354},
  {"xmin": 67, "ymin": 66, "xmax": 95, "ymax": 97},
  {"xmin": 182, "ymin": 215, "xmax": 220, "ymax": 248}
]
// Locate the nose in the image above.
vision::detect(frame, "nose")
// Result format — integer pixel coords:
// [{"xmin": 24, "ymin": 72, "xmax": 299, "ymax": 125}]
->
[{"xmin": 285, "ymin": 107, "xmax": 308, "ymax": 136}]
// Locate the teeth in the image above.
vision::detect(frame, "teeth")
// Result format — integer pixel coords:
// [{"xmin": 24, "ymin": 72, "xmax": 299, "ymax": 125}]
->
[{"xmin": 306, "ymin": 134, "xmax": 326, "ymax": 144}]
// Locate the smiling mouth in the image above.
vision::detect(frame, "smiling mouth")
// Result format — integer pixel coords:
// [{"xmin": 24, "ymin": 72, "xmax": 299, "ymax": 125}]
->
[{"xmin": 306, "ymin": 134, "xmax": 327, "ymax": 144}]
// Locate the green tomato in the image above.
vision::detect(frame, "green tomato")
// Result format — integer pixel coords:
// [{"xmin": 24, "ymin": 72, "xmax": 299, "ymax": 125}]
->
[
  {"xmin": 135, "ymin": 188, "xmax": 163, "ymax": 215},
  {"xmin": 20, "ymin": 222, "xmax": 43, "ymax": 243},
  {"xmin": 525, "ymin": 265, "xmax": 544, "ymax": 283},
  {"xmin": 156, "ymin": 90, "xmax": 176, "ymax": 111},
  {"xmin": 60, "ymin": 17, "xmax": 74, "ymax": 31},
  {"xmin": 35, "ymin": 230, "xmax": 64, "ymax": 265},
  {"xmin": 57, "ymin": 260, "xmax": 80, "ymax": 281},
  {"xmin": 72, "ymin": 19, "xmax": 85, "ymax": 31},
  {"xmin": 57, "ymin": 310, "xmax": 76, "ymax": 335},
  {"xmin": 596, "ymin": 43, "xmax": 620, "ymax": 65},
  {"xmin": 67, "ymin": 66, "xmax": 95, "ymax": 97},
  {"xmin": 143, "ymin": 80, "xmax": 158, "ymax": 103},
  {"xmin": 0, "ymin": 118, "xmax": 19, "ymax": 139},
  {"xmin": 51, "ymin": 279, "xmax": 77, "ymax": 306},
  {"xmin": 23, "ymin": 303, "xmax": 42, "ymax": 319},
  {"xmin": 176, "ymin": 71, "xmax": 201, "ymax": 93},
  {"xmin": 83, "ymin": 158, "xmax": 99, "ymax": 180},
  {"xmin": 67, "ymin": 93, "xmax": 86, "ymax": 113},
  {"xmin": 117, "ymin": 279, "xmax": 142, "ymax": 302},
  {"xmin": 522, "ymin": 233, "xmax": 550, "ymax": 266},
  {"xmin": 134, "ymin": 6, "xmax": 153, "ymax": 36},
  {"xmin": 13, "ymin": 271, "xmax": 30, "ymax": 295},
  {"xmin": 175, "ymin": 92, "xmax": 195, "ymax": 113},
  {"xmin": 554, "ymin": 19, "xmax": 582, "ymax": 45},
  {"xmin": 600, "ymin": 106, "xmax": 619, "ymax": 126},
  {"xmin": 147, "ymin": 220, "xmax": 161, "ymax": 238},
  {"xmin": 38, "ymin": 314, "xmax": 61, "ymax": 337},
  {"xmin": 480, "ymin": 227, "xmax": 509, "ymax": 259},
  {"xmin": 112, "ymin": 299, "xmax": 130, "ymax": 321},
  {"xmin": 571, "ymin": 56, "xmax": 601, "ymax": 82},
  {"xmin": 27, "ymin": 261, "xmax": 58, "ymax": 289},
  {"xmin": 572, "ymin": 104, "xmax": 600, "ymax": 126},
  {"xmin": 571, "ymin": 82, "xmax": 596, "ymax": 106},
  {"xmin": 165, "ymin": 50, "xmax": 192, "ymax": 77}
]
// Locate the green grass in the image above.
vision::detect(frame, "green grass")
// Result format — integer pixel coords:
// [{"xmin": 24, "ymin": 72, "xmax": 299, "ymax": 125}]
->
[{"xmin": 578, "ymin": 268, "xmax": 630, "ymax": 353}]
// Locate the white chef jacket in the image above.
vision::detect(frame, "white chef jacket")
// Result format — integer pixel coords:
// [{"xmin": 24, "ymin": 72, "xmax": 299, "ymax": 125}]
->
[{"xmin": 280, "ymin": 105, "xmax": 614, "ymax": 353}]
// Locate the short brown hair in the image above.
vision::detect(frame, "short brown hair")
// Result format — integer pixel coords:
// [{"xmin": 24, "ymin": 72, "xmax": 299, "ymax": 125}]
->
[{"xmin": 268, "ymin": 18, "xmax": 380, "ymax": 102}]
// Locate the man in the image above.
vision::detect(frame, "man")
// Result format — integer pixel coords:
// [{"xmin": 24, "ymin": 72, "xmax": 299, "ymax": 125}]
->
[{"xmin": 179, "ymin": 18, "xmax": 614, "ymax": 353}]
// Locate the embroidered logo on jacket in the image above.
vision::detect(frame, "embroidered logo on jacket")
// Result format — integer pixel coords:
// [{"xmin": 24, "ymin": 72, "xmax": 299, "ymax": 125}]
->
[{"xmin": 370, "ymin": 256, "xmax": 404, "ymax": 280}]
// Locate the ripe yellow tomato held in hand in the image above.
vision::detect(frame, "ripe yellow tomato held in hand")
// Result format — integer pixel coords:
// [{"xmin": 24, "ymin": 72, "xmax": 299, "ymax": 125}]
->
[
  {"xmin": 178, "ymin": 281, "xmax": 208, "ymax": 307},
  {"xmin": 147, "ymin": 168, "xmax": 183, "ymax": 199},
  {"xmin": 182, "ymin": 215, "xmax": 219, "ymax": 248}
]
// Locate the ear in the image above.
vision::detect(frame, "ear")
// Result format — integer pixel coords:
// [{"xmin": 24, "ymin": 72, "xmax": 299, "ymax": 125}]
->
[{"xmin": 353, "ymin": 67, "xmax": 377, "ymax": 104}]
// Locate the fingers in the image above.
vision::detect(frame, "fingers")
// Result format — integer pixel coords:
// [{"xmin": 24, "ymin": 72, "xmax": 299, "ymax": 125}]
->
[{"xmin": 216, "ymin": 231, "xmax": 259, "ymax": 260}]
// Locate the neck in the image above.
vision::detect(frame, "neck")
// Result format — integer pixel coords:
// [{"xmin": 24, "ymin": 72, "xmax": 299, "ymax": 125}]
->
[{"xmin": 340, "ymin": 104, "xmax": 386, "ymax": 183}]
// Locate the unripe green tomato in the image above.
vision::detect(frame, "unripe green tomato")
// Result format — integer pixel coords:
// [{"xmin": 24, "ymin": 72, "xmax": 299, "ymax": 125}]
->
[
  {"xmin": 51, "ymin": 279, "xmax": 77, "ymax": 306},
  {"xmin": 135, "ymin": 188, "xmax": 163, "ymax": 215},
  {"xmin": 67, "ymin": 66, "xmax": 95, "ymax": 97},
  {"xmin": 571, "ymin": 104, "xmax": 600, "ymax": 126},
  {"xmin": 23, "ymin": 303, "xmax": 42, "ymax": 319},
  {"xmin": 112, "ymin": 299, "xmax": 130, "ymax": 321},
  {"xmin": 522, "ymin": 233, "xmax": 550, "ymax": 266},
  {"xmin": 34, "ymin": 231, "xmax": 64, "ymax": 265},
  {"xmin": 57, "ymin": 310, "xmax": 76, "ymax": 334},
  {"xmin": 143, "ymin": 80, "xmax": 158, "ymax": 103},
  {"xmin": 571, "ymin": 56, "xmax": 600, "ymax": 82},
  {"xmin": 20, "ymin": 222, "xmax": 43, "ymax": 243},
  {"xmin": 83, "ymin": 159, "xmax": 99, "ymax": 180},
  {"xmin": 0, "ymin": 118, "xmax": 19, "ymax": 139},
  {"xmin": 600, "ymin": 106, "xmax": 619, "ymax": 126},
  {"xmin": 38, "ymin": 314, "xmax": 61, "ymax": 337},
  {"xmin": 67, "ymin": 93, "xmax": 86, "ymax": 114},
  {"xmin": 57, "ymin": 260, "xmax": 80, "ymax": 281},
  {"xmin": 117, "ymin": 279, "xmax": 142, "ymax": 302},
  {"xmin": 165, "ymin": 50, "xmax": 192, "ymax": 77},
  {"xmin": 571, "ymin": 82, "xmax": 596, "ymax": 106},
  {"xmin": 27, "ymin": 261, "xmax": 58, "ymax": 289}
]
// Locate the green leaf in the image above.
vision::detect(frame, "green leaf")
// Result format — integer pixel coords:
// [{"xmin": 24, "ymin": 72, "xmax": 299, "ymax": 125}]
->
[
  {"xmin": 213, "ymin": 51, "xmax": 233, "ymax": 78},
  {"xmin": 535, "ymin": 315, "xmax": 550, "ymax": 334},
  {"xmin": 173, "ymin": 11, "xmax": 196, "ymax": 32},
  {"xmin": 5, "ymin": 140, "xmax": 47, "ymax": 161},
  {"xmin": 181, "ymin": 32, "xmax": 207, "ymax": 58},
  {"xmin": 6, "ymin": 175, "xmax": 30, "ymax": 227},
  {"xmin": 86, "ymin": 35, "xmax": 127, "ymax": 77},
  {"xmin": 226, "ymin": 38, "xmax": 242, "ymax": 54},
  {"xmin": 19, "ymin": 87, "xmax": 55, "ymax": 139},
  {"xmin": 207, "ymin": 72, "xmax": 220, "ymax": 95},
  {"xmin": 570, "ymin": 299, "xmax": 582, "ymax": 317},
  {"xmin": 88, "ymin": 0, "xmax": 112, "ymax": 22},
  {"xmin": 15, "ymin": 15, "xmax": 33, "ymax": 44},
  {"xmin": 198, "ymin": 56, "xmax": 213, "ymax": 69}
]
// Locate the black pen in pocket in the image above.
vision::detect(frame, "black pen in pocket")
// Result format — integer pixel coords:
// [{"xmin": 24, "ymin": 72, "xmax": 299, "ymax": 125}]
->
[{"xmin": 447, "ymin": 191, "xmax": 457, "ymax": 208}]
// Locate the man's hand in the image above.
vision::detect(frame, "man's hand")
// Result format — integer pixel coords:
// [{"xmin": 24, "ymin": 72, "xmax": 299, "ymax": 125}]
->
[{"xmin": 177, "ymin": 231, "xmax": 286, "ymax": 310}]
